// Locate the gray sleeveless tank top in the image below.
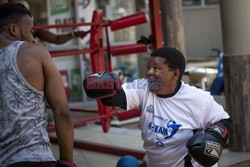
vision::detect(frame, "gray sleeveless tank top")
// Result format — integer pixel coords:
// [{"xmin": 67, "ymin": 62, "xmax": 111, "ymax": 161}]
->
[{"xmin": 0, "ymin": 41, "xmax": 56, "ymax": 166}]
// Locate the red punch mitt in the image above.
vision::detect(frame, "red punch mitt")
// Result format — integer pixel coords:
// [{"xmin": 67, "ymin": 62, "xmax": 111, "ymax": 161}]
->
[{"xmin": 56, "ymin": 160, "xmax": 77, "ymax": 167}]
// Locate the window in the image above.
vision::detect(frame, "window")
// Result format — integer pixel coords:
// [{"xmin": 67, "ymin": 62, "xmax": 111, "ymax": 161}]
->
[
  {"xmin": 205, "ymin": 0, "xmax": 219, "ymax": 5},
  {"xmin": 182, "ymin": 0, "xmax": 201, "ymax": 6},
  {"xmin": 182, "ymin": 0, "xmax": 219, "ymax": 7}
]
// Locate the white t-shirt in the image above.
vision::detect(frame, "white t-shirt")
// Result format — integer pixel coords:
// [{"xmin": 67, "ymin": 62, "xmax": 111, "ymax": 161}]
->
[{"xmin": 122, "ymin": 78, "xmax": 229, "ymax": 167}]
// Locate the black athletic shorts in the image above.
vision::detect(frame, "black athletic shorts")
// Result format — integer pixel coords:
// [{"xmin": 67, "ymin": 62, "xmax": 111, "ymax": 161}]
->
[{"xmin": 7, "ymin": 161, "xmax": 56, "ymax": 167}]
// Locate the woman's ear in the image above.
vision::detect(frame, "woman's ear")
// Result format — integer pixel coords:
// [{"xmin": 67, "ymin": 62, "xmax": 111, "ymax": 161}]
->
[
  {"xmin": 8, "ymin": 24, "xmax": 19, "ymax": 37},
  {"xmin": 172, "ymin": 69, "xmax": 180, "ymax": 81}
]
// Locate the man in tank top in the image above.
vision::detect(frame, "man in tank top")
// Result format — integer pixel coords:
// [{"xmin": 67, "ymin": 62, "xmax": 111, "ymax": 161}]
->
[{"xmin": 0, "ymin": 3, "xmax": 75, "ymax": 167}]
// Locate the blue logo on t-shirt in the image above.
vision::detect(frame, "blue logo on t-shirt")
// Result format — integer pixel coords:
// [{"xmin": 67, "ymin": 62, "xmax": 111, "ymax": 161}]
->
[
  {"xmin": 147, "ymin": 119, "xmax": 182, "ymax": 147},
  {"xmin": 165, "ymin": 120, "xmax": 182, "ymax": 139}
]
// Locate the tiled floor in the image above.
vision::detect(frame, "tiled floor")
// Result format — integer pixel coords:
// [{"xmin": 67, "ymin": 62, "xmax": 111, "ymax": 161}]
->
[
  {"xmin": 49, "ymin": 114, "xmax": 250, "ymax": 167},
  {"xmin": 218, "ymin": 149, "xmax": 250, "ymax": 167},
  {"xmin": 50, "ymin": 122, "xmax": 145, "ymax": 167},
  {"xmin": 51, "ymin": 144, "xmax": 122, "ymax": 167}
]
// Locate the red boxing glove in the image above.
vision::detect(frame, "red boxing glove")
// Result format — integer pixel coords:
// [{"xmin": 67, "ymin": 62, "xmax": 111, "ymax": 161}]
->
[
  {"xmin": 83, "ymin": 71, "xmax": 122, "ymax": 99},
  {"xmin": 56, "ymin": 160, "xmax": 77, "ymax": 167}
]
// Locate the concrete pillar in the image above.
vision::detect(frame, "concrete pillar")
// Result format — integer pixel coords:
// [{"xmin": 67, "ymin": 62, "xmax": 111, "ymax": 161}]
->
[
  {"xmin": 220, "ymin": 0, "xmax": 250, "ymax": 151},
  {"xmin": 159, "ymin": 0, "xmax": 186, "ymax": 55},
  {"xmin": 220, "ymin": 0, "xmax": 250, "ymax": 55}
]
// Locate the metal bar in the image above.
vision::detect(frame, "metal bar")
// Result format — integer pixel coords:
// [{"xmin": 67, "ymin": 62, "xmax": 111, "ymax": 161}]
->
[
  {"xmin": 46, "ymin": 106, "xmax": 98, "ymax": 113},
  {"xmin": 35, "ymin": 22, "xmax": 96, "ymax": 30},
  {"xmin": 46, "ymin": 125, "xmax": 56, "ymax": 133},
  {"xmin": 46, "ymin": 105, "xmax": 98, "ymax": 113},
  {"xmin": 110, "ymin": 12, "xmax": 147, "ymax": 31},
  {"xmin": 72, "ymin": 114, "xmax": 109, "ymax": 127},
  {"xmin": 68, "ymin": 108, "xmax": 99, "ymax": 113},
  {"xmin": 47, "ymin": 120, "xmax": 87, "ymax": 133},
  {"xmin": 89, "ymin": 10, "xmax": 113, "ymax": 133},
  {"xmin": 49, "ymin": 136, "xmax": 146, "ymax": 160},
  {"xmin": 50, "ymin": 49, "xmax": 96, "ymax": 58},
  {"xmin": 50, "ymin": 43, "xmax": 148, "ymax": 58},
  {"xmin": 110, "ymin": 43, "xmax": 148, "ymax": 56},
  {"xmin": 104, "ymin": 26, "xmax": 112, "ymax": 72},
  {"xmin": 117, "ymin": 109, "xmax": 141, "ymax": 121},
  {"xmin": 149, "ymin": 0, "xmax": 163, "ymax": 49},
  {"xmin": 47, "ymin": 111, "xmax": 115, "ymax": 132}
]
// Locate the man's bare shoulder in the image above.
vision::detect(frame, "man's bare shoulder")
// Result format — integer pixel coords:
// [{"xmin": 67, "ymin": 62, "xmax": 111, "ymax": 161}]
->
[{"xmin": 19, "ymin": 42, "xmax": 51, "ymax": 59}]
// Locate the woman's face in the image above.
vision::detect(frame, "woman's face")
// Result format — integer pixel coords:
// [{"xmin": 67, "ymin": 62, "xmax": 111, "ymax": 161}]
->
[
  {"xmin": 146, "ymin": 56, "xmax": 180, "ymax": 95},
  {"xmin": 18, "ymin": 15, "xmax": 35, "ymax": 43}
]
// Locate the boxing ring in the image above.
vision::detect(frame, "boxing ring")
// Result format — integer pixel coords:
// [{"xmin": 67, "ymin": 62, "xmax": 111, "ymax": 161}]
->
[{"xmin": 38, "ymin": 0, "xmax": 162, "ymax": 160}]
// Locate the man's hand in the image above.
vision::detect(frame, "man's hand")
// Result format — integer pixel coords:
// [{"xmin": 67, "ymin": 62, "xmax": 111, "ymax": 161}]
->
[{"xmin": 72, "ymin": 30, "xmax": 89, "ymax": 39}]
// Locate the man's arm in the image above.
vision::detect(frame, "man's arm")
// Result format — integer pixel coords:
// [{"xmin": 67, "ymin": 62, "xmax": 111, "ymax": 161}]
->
[
  {"xmin": 40, "ymin": 45, "xmax": 74, "ymax": 161},
  {"xmin": 35, "ymin": 29, "xmax": 87, "ymax": 44}
]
